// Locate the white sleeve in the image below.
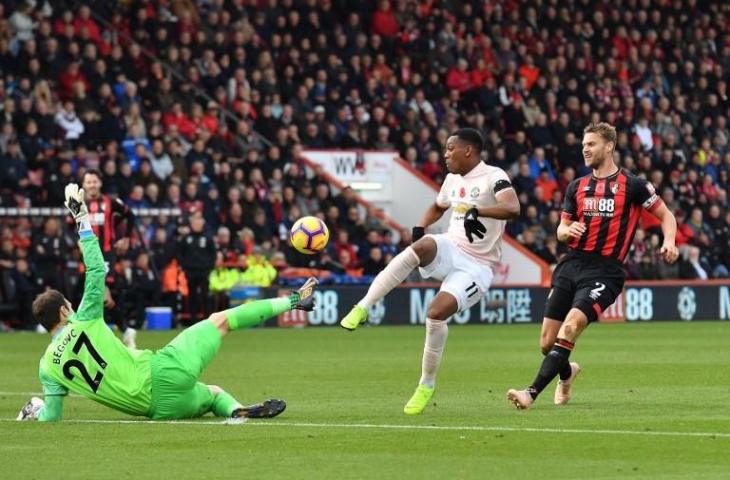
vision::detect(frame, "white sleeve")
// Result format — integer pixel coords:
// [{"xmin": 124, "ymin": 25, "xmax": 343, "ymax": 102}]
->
[{"xmin": 436, "ymin": 175, "xmax": 451, "ymax": 208}]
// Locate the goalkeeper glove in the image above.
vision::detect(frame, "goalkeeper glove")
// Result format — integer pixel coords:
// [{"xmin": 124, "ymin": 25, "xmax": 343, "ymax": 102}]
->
[
  {"xmin": 16, "ymin": 397, "xmax": 44, "ymax": 421},
  {"xmin": 64, "ymin": 183, "xmax": 92, "ymax": 235},
  {"xmin": 463, "ymin": 207, "xmax": 486, "ymax": 243}
]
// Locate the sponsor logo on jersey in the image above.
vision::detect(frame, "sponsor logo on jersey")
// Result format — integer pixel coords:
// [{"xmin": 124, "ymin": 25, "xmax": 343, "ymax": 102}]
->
[
  {"xmin": 89, "ymin": 212, "xmax": 106, "ymax": 225},
  {"xmin": 583, "ymin": 197, "xmax": 615, "ymax": 217},
  {"xmin": 453, "ymin": 203, "xmax": 471, "ymax": 214}
]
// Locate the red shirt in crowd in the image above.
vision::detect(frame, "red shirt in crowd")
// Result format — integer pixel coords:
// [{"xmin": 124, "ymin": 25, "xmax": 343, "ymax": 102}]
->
[
  {"xmin": 446, "ymin": 67, "xmax": 472, "ymax": 93},
  {"xmin": 536, "ymin": 175, "xmax": 558, "ymax": 202},
  {"xmin": 163, "ymin": 111, "xmax": 197, "ymax": 139},
  {"xmin": 371, "ymin": 4, "xmax": 399, "ymax": 37},
  {"xmin": 73, "ymin": 17, "xmax": 101, "ymax": 44},
  {"xmin": 58, "ymin": 66, "xmax": 90, "ymax": 101},
  {"xmin": 518, "ymin": 64, "xmax": 540, "ymax": 90}
]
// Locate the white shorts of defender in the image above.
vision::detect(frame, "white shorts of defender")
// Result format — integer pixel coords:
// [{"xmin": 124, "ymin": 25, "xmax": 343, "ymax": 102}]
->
[{"xmin": 418, "ymin": 233, "xmax": 494, "ymax": 313}]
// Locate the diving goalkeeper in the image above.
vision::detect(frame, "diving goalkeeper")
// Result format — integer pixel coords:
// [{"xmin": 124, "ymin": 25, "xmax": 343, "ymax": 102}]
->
[{"xmin": 18, "ymin": 183, "xmax": 317, "ymax": 422}]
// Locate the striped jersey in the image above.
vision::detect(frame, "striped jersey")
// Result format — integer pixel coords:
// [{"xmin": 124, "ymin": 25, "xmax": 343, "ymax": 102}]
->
[
  {"xmin": 561, "ymin": 169, "xmax": 663, "ymax": 263},
  {"xmin": 86, "ymin": 195, "xmax": 135, "ymax": 254}
]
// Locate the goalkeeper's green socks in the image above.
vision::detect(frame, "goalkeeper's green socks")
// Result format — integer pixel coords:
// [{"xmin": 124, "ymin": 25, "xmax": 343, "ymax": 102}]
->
[
  {"xmin": 211, "ymin": 389, "xmax": 241, "ymax": 417},
  {"xmin": 225, "ymin": 295, "xmax": 299, "ymax": 330}
]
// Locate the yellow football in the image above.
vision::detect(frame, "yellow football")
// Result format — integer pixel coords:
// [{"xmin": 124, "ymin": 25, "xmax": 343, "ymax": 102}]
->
[{"xmin": 290, "ymin": 216, "xmax": 330, "ymax": 254}]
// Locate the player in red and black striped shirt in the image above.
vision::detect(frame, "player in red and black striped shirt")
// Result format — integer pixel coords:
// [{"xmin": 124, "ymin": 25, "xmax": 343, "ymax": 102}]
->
[{"xmin": 507, "ymin": 122, "xmax": 679, "ymax": 410}]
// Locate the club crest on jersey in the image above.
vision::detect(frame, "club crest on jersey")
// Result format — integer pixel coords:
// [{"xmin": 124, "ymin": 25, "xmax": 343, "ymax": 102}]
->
[
  {"xmin": 470, "ymin": 187, "xmax": 480, "ymax": 198},
  {"xmin": 459, "ymin": 187, "xmax": 466, "ymax": 198},
  {"xmin": 610, "ymin": 182, "xmax": 620, "ymax": 194}
]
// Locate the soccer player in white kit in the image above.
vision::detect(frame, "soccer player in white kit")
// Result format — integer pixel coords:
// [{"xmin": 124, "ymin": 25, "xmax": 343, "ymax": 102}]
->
[{"xmin": 340, "ymin": 128, "xmax": 520, "ymax": 414}]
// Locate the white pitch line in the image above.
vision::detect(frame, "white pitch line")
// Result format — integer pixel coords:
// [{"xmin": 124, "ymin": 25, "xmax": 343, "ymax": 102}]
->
[{"xmin": 0, "ymin": 417, "xmax": 728, "ymax": 439}]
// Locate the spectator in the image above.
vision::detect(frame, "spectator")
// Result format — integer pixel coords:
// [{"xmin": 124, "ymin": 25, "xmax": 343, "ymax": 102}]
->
[
  {"xmin": 177, "ymin": 212, "xmax": 215, "ymax": 324},
  {"xmin": 362, "ymin": 246, "xmax": 385, "ymax": 275},
  {"xmin": 54, "ymin": 101, "xmax": 84, "ymax": 143},
  {"xmin": 149, "ymin": 139, "xmax": 174, "ymax": 181},
  {"xmin": 208, "ymin": 252, "xmax": 239, "ymax": 312},
  {"xmin": 12, "ymin": 258, "xmax": 40, "ymax": 330},
  {"xmin": 0, "ymin": 140, "xmax": 29, "ymax": 191},
  {"xmin": 31, "ymin": 217, "xmax": 66, "ymax": 290},
  {"xmin": 680, "ymin": 246, "xmax": 711, "ymax": 280},
  {"xmin": 371, "ymin": 1, "xmax": 399, "ymax": 38},
  {"xmin": 131, "ymin": 251, "xmax": 161, "ymax": 322},
  {"xmin": 528, "ymin": 147, "xmax": 555, "ymax": 181},
  {"xmin": 239, "ymin": 246, "xmax": 277, "ymax": 287},
  {"xmin": 535, "ymin": 168, "xmax": 559, "ymax": 202}
]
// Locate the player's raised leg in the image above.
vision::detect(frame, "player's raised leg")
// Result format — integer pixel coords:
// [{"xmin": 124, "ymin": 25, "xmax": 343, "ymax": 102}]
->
[
  {"xmin": 168, "ymin": 276, "xmax": 316, "ymax": 378},
  {"xmin": 340, "ymin": 237, "xmax": 437, "ymax": 330},
  {"xmin": 507, "ymin": 308, "xmax": 588, "ymax": 409},
  {"xmin": 211, "ymin": 276, "xmax": 317, "ymax": 337},
  {"xmin": 149, "ymin": 278, "xmax": 317, "ymax": 420},
  {"xmin": 403, "ymin": 291, "xmax": 457, "ymax": 415}
]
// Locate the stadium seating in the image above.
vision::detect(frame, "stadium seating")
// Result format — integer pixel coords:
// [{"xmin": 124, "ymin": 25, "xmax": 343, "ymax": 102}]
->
[{"xmin": 0, "ymin": 0, "xmax": 727, "ymax": 328}]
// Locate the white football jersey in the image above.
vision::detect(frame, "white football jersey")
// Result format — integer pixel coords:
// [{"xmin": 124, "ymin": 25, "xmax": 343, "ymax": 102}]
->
[{"xmin": 436, "ymin": 162, "xmax": 512, "ymax": 266}]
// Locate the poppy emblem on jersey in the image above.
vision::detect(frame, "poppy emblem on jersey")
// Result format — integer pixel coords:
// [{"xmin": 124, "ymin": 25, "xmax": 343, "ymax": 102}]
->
[
  {"xmin": 610, "ymin": 182, "xmax": 620, "ymax": 194},
  {"xmin": 595, "ymin": 182, "xmax": 605, "ymax": 195},
  {"xmin": 459, "ymin": 187, "xmax": 466, "ymax": 198},
  {"xmin": 470, "ymin": 187, "xmax": 480, "ymax": 198}
]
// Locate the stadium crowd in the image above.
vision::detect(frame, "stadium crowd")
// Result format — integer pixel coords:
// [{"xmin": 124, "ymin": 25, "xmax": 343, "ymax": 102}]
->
[{"xmin": 0, "ymin": 0, "xmax": 728, "ymax": 329}]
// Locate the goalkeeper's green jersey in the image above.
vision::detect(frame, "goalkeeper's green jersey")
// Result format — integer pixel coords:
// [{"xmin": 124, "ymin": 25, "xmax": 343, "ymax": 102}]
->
[{"xmin": 38, "ymin": 235, "xmax": 153, "ymax": 417}]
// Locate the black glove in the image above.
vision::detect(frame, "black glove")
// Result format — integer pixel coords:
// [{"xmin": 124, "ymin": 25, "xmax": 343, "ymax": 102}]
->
[
  {"xmin": 412, "ymin": 226, "xmax": 425, "ymax": 243},
  {"xmin": 464, "ymin": 208, "xmax": 486, "ymax": 243}
]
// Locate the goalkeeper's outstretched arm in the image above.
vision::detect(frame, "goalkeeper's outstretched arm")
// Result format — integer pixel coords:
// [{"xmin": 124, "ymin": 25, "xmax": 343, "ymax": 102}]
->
[
  {"xmin": 65, "ymin": 184, "xmax": 105, "ymax": 322},
  {"xmin": 18, "ymin": 381, "xmax": 67, "ymax": 421}
]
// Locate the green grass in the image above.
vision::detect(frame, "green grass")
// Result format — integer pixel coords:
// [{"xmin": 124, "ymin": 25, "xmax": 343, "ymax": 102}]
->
[{"xmin": 1, "ymin": 322, "xmax": 730, "ymax": 479}]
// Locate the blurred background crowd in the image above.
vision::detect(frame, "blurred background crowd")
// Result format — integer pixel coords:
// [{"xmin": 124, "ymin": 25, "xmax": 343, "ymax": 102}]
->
[{"xmin": 0, "ymin": 0, "xmax": 728, "ymax": 329}]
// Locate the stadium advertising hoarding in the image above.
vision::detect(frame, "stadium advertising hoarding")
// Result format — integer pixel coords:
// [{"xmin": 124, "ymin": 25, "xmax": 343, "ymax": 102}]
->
[{"xmin": 272, "ymin": 284, "xmax": 730, "ymax": 327}]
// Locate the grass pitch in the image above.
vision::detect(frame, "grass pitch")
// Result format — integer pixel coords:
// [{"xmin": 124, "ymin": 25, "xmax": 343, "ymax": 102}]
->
[{"xmin": 1, "ymin": 322, "xmax": 729, "ymax": 479}]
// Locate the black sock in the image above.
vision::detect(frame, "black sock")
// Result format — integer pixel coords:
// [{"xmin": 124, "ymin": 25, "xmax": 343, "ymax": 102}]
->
[
  {"xmin": 558, "ymin": 361, "xmax": 573, "ymax": 381},
  {"xmin": 528, "ymin": 339, "xmax": 574, "ymax": 399}
]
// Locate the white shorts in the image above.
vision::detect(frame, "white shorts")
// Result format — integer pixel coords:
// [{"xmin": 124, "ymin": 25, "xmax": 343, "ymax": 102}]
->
[{"xmin": 418, "ymin": 234, "xmax": 494, "ymax": 313}]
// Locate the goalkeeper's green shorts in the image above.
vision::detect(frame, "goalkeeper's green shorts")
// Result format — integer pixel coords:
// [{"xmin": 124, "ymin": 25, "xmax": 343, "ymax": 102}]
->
[{"xmin": 149, "ymin": 320, "xmax": 222, "ymax": 420}]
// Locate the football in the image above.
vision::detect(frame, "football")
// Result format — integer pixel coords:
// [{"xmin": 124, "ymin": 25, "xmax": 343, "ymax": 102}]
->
[{"xmin": 290, "ymin": 216, "xmax": 330, "ymax": 254}]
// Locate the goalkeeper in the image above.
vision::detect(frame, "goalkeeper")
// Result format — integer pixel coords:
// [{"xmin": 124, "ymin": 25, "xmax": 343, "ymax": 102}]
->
[{"xmin": 18, "ymin": 183, "xmax": 317, "ymax": 422}]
